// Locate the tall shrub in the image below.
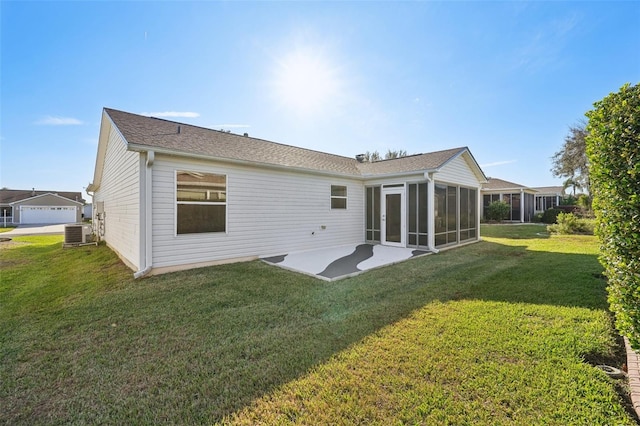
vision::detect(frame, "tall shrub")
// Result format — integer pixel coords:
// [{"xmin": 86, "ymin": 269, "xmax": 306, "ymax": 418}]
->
[
  {"xmin": 586, "ymin": 83, "xmax": 640, "ymax": 349},
  {"xmin": 486, "ymin": 201, "xmax": 510, "ymax": 222},
  {"xmin": 541, "ymin": 208, "xmax": 562, "ymax": 224}
]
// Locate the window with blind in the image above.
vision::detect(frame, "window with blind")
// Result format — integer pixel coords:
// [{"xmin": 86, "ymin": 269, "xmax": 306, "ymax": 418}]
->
[{"xmin": 176, "ymin": 171, "xmax": 227, "ymax": 234}]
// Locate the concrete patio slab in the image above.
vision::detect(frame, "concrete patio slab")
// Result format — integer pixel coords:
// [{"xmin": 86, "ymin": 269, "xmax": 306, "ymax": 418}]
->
[{"xmin": 262, "ymin": 243, "xmax": 430, "ymax": 281}]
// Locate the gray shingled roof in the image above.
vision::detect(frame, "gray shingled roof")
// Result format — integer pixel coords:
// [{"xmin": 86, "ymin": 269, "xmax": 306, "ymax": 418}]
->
[
  {"xmin": 531, "ymin": 186, "xmax": 564, "ymax": 195},
  {"xmin": 357, "ymin": 148, "xmax": 467, "ymax": 176},
  {"xmin": 105, "ymin": 108, "xmax": 469, "ymax": 177},
  {"xmin": 482, "ymin": 177, "xmax": 529, "ymax": 191}
]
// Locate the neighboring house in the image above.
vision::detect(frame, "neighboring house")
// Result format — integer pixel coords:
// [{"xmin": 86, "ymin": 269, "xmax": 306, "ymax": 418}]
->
[
  {"xmin": 83, "ymin": 203, "xmax": 93, "ymax": 219},
  {"xmin": 481, "ymin": 180, "xmax": 567, "ymax": 222},
  {"xmin": 481, "ymin": 178, "xmax": 536, "ymax": 222},
  {"xmin": 0, "ymin": 189, "xmax": 84, "ymax": 225},
  {"xmin": 87, "ymin": 108, "xmax": 487, "ymax": 277},
  {"xmin": 531, "ymin": 186, "xmax": 565, "ymax": 213}
]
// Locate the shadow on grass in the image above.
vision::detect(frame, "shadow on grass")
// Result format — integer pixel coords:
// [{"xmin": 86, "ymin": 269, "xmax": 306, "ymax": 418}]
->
[
  {"xmin": 480, "ymin": 223, "xmax": 551, "ymax": 240},
  {"xmin": 1, "ymin": 237, "xmax": 611, "ymax": 424}
]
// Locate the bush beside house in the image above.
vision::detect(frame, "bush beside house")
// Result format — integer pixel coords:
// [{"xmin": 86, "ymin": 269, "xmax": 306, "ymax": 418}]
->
[
  {"xmin": 485, "ymin": 201, "xmax": 510, "ymax": 222},
  {"xmin": 540, "ymin": 208, "xmax": 562, "ymax": 224},
  {"xmin": 586, "ymin": 82, "xmax": 640, "ymax": 350}
]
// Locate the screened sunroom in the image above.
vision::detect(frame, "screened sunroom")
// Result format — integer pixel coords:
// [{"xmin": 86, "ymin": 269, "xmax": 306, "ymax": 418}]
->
[{"xmin": 365, "ymin": 180, "xmax": 479, "ymax": 251}]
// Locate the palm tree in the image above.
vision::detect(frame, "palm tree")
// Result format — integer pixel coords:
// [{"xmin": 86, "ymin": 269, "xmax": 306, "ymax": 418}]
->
[{"xmin": 563, "ymin": 178, "xmax": 580, "ymax": 196}]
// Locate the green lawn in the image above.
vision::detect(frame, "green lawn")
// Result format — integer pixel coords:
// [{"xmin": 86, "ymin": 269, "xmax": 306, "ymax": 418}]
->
[{"xmin": 0, "ymin": 226, "xmax": 636, "ymax": 424}]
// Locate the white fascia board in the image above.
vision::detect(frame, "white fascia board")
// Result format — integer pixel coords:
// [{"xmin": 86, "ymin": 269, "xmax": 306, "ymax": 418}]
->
[
  {"xmin": 483, "ymin": 187, "xmax": 536, "ymax": 193},
  {"xmin": 361, "ymin": 168, "xmax": 438, "ymax": 181},
  {"xmin": 89, "ymin": 109, "xmax": 131, "ymax": 191},
  {"xmin": 126, "ymin": 144, "xmax": 452, "ymax": 183},
  {"xmin": 9, "ymin": 192, "xmax": 84, "ymax": 206},
  {"xmin": 88, "ymin": 111, "xmax": 114, "ymax": 191}
]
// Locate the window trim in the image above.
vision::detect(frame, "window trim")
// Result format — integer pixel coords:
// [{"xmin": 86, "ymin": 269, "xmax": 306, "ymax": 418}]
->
[
  {"xmin": 175, "ymin": 170, "xmax": 228, "ymax": 236},
  {"xmin": 330, "ymin": 184, "xmax": 348, "ymax": 210}
]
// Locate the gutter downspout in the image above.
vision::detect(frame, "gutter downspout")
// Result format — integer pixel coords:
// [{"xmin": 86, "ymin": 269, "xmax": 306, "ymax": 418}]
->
[
  {"xmin": 477, "ymin": 184, "xmax": 483, "ymax": 240},
  {"xmin": 134, "ymin": 151, "xmax": 154, "ymax": 279},
  {"xmin": 424, "ymin": 172, "xmax": 440, "ymax": 254}
]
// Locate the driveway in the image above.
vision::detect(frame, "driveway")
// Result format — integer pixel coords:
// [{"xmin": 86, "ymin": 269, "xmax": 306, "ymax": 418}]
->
[{"xmin": 1, "ymin": 224, "xmax": 66, "ymax": 236}]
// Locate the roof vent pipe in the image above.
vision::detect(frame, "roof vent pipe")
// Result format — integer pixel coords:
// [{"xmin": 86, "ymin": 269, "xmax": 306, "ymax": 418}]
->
[
  {"xmin": 244, "ymin": 133, "xmax": 249, "ymax": 137},
  {"xmin": 355, "ymin": 154, "xmax": 366, "ymax": 163},
  {"xmin": 177, "ymin": 125, "xmax": 181, "ymax": 134}
]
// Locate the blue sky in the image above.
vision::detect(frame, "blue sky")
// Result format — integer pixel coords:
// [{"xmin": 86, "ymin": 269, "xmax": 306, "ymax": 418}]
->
[{"xmin": 2, "ymin": 1, "xmax": 639, "ymax": 199}]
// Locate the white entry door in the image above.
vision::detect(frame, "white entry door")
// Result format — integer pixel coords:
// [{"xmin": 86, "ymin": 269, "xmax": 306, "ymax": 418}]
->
[{"xmin": 381, "ymin": 187, "xmax": 405, "ymax": 247}]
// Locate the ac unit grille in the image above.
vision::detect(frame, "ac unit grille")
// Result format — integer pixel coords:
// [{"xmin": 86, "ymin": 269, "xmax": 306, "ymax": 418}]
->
[
  {"xmin": 64, "ymin": 224, "xmax": 92, "ymax": 244},
  {"xmin": 65, "ymin": 225, "xmax": 84, "ymax": 244}
]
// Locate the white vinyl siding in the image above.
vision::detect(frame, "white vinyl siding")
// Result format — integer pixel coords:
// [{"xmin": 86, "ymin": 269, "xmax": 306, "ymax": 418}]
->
[
  {"xmin": 92, "ymin": 125, "xmax": 141, "ymax": 269},
  {"xmin": 436, "ymin": 154, "xmax": 482, "ymax": 188},
  {"xmin": 151, "ymin": 155, "xmax": 364, "ymax": 269}
]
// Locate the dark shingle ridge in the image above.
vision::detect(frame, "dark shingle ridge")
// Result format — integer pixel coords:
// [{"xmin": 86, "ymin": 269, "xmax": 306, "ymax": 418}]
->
[{"xmin": 104, "ymin": 108, "xmax": 466, "ymax": 177}]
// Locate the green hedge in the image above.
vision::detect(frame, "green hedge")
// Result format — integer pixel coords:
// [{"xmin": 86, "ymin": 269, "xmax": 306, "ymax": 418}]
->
[
  {"xmin": 586, "ymin": 83, "xmax": 640, "ymax": 349},
  {"xmin": 541, "ymin": 208, "xmax": 562, "ymax": 224},
  {"xmin": 486, "ymin": 201, "xmax": 510, "ymax": 222}
]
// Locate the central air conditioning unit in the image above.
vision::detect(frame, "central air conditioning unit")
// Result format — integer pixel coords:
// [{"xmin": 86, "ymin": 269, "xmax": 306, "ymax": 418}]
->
[{"xmin": 64, "ymin": 224, "xmax": 93, "ymax": 245}]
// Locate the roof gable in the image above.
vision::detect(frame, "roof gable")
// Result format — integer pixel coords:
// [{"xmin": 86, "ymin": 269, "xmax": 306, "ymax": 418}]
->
[
  {"xmin": 7, "ymin": 192, "xmax": 84, "ymax": 206},
  {"xmin": 357, "ymin": 148, "xmax": 463, "ymax": 175},
  {"xmin": 0, "ymin": 189, "xmax": 84, "ymax": 205}
]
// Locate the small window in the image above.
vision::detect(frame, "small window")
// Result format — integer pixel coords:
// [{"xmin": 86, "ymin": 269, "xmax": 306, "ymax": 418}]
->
[
  {"xmin": 331, "ymin": 185, "xmax": 347, "ymax": 209},
  {"xmin": 176, "ymin": 171, "xmax": 227, "ymax": 234}
]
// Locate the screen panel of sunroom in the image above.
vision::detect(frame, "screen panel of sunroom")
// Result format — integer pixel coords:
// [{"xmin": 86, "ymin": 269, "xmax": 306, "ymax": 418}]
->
[
  {"xmin": 408, "ymin": 183, "xmax": 428, "ymax": 247},
  {"xmin": 435, "ymin": 184, "xmax": 478, "ymax": 248},
  {"xmin": 365, "ymin": 186, "xmax": 381, "ymax": 242}
]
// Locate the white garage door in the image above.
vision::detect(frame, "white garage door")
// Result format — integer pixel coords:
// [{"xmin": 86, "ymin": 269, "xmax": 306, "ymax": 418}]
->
[{"xmin": 20, "ymin": 206, "xmax": 77, "ymax": 224}]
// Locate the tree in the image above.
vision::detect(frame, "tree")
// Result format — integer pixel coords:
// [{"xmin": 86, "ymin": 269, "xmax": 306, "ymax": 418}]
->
[
  {"xmin": 551, "ymin": 123, "xmax": 590, "ymax": 194},
  {"xmin": 586, "ymin": 82, "xmax": 640, "ymax": 349},
  {"xmin": 363, "ymin": 149, "xmax": 408, "ymax": 162},
  {"xmin": 384, "ymin": 149, "xmax": 408, "ymax": 159},
  {"xmin": 562, "ymin": 177, "xmax": 579, "ymax": 197},
  {"xmin": 363, "ymin": 151, "xmax": 382, "ymax": 162}
]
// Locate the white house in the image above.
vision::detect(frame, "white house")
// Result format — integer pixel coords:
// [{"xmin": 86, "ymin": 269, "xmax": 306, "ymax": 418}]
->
[
  {"xmin": 87, "ymin": 108, "xmax": 487, "ymax": 277},
  {"xmin": 531, "ymin": 186, "xmax": 565, "ymax": 213},
  {"xmin": 481, "ymin": 179, "xmax": 567, "ymax": 222},
  {"xmin": 0, "ymin": 189, "xmax": 84, "ymax": 225},
  {"xmin": 481, "ymin": 178, "xmax": 537, "ymax": 222}
]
